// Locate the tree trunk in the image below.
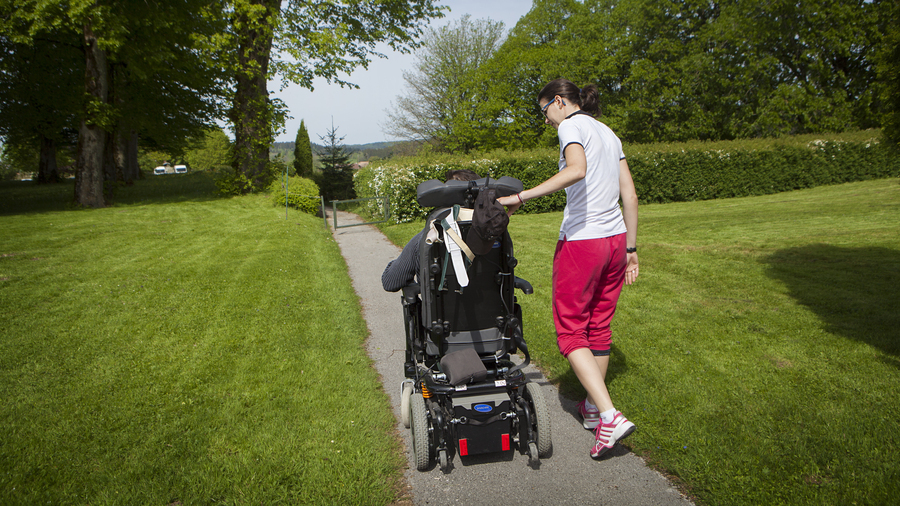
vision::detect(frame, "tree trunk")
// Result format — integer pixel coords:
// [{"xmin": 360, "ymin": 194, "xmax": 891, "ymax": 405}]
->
[
  {"xmin": 109, "ymin": 64, "xmax": 130, "ymax": 185},
  {"xmin": 37, "ymin": 135, "xmax": 60, "ymax": 184},
  {"xmin": 75, "ymin": 21, "xmax": 109, "ymax": 208},
  {"xmin": 230, "ymin": 0, "xmax": 279, "ymax": 192},
  {"xmin": 104, "ymin": 68, "xmax": 121, "ymax": 188},
  {"xmin": 123, "ymin": 130, "xmax": 140, "ymax": 182},
  {"xmin": 103, "ymin": 128, "xmax": 118, "ymax": 188}
]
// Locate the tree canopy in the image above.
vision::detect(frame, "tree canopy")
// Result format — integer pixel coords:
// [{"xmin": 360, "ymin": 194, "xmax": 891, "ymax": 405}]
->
[
  {"xmin": 0, "ymin": 0, "xmax": 444, "ymax": 203},
  {"xmin": 0, "ymin": 0, "xmax": 894, "ymax": 201},
  {"xmin": 402, "ymin": 0, "xmax": 892, "ymax": 150},
  {"xmin": 225, "ymin": 0, "xmax": 445, "ymax": 192},
  {"xmin": 0, "ymin": 0, "xmax": 229, "ymax": 205}
]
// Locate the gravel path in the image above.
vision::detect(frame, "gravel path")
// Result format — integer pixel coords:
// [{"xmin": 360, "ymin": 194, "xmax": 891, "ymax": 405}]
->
[{"xmin": 329, "ymin": 211, "xmax": 692, "ymax": 506}]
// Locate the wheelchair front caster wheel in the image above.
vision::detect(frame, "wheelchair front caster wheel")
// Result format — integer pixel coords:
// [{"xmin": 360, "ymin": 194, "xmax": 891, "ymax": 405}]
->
[
  {"xmin": 400, "ymin": 381, "xmax": 413, "ymax": 429},
  {"xmin": 528, "ymin": 441, "xmax": 540, "ymax": 464}
]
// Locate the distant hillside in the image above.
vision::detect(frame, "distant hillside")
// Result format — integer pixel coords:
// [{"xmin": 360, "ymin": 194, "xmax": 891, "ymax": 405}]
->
[{"xmin": 270, "ymin": 140, "xmax": 416, "ymax": 164}]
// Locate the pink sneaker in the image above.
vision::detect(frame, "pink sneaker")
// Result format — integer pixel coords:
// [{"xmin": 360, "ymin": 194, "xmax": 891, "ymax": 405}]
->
[
  {"xmin": 577, "ymin": 399, "xmax": 600, "ymax": 429},
  {"xmin": 590, "ymin": 411, "xmax": 635, "ymax": 458}
]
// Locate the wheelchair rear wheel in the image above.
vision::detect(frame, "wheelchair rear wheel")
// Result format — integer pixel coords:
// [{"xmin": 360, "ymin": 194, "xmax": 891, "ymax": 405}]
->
[
  {"xmin": 525, "ymin": 382, "xmax": 552, "ymax": 458},
  {"xmin": 410, "ymin": 392, "xmax": 433, "ymax": 471}
]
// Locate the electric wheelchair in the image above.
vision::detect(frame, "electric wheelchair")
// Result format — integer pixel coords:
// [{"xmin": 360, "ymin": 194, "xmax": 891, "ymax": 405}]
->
[{"xmin": 397, "ymin": 176, "xmax": 552, "ymax": 471}]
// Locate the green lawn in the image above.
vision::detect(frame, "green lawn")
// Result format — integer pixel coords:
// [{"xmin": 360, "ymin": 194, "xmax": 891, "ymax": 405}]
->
[
  {"xmin": 4, "ymin": 174, "xmax": 898, "ymax": 505},
  {"xmin": 380, "ymin": 178, "xmax": 900, "ymax": 505},
  {"xmin": 0, "ymin": 175, "xmax": 403, "ymax": 505}
]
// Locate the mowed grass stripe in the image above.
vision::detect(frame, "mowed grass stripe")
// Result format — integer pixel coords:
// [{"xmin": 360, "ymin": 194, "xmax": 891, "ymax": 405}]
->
[{"xmin": 1, "ymin": 175, "xmax": 403, "ymax": 505}]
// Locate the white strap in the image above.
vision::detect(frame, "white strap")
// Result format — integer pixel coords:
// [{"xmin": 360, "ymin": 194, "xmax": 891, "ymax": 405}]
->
[
  {"xmin": 443, "ymin": 226, "xmax": 474, "ymax": 262},
  {"xmin": 443, "ymin": 213, "xmax": 469, "ymax": 287}
]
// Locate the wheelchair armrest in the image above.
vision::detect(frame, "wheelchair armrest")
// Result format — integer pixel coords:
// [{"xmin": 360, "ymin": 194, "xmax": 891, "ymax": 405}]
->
[
  {"xmin": 402, "ymin": 283, "xmax": 421, "ymax": 304},
  {"xmin": 514, "ymin": 277, "xmax": 533, "ymax": 294}
]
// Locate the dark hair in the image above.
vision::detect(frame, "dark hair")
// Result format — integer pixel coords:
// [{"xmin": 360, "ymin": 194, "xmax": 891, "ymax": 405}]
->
[
  {"xmin": 445, "ymin": 169, "xmax": 480, "ymax": 182},
  {"xmin": 538, "ymin": 78, "xmax": 601, "ymax": 117}
]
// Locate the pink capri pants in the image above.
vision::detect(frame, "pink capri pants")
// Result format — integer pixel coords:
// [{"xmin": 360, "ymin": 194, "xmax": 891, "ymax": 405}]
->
[{"xmin": 552, "ymin": 233, "xmax": 627, "ymax": 357}]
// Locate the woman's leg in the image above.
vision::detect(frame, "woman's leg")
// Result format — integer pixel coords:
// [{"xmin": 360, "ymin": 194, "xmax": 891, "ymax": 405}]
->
[{"xmin": 568, "ymin": 348, "xmax": 613, "ymax": 412}]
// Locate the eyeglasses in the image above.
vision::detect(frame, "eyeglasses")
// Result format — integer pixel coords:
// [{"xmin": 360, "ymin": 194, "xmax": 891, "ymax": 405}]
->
[
  {"xmin": 540, "ymin": 96, "xmax": 565, "ymax": 116},
  {"xmin": 540, "ymin": 98, "xmax": 554, "ymax": 116}
]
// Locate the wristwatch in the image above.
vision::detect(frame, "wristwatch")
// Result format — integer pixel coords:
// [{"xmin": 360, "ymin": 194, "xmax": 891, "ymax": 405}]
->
[{"xmin": 626, "ymin": 247, "xmax": 637, "ymax": 253}]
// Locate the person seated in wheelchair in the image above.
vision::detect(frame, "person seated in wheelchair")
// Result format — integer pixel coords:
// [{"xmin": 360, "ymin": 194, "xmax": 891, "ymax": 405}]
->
[
  {"xmin": 381, "ymin": 169, "xmax": 481, "ymax": 293},
  {"xmin": 382, "ymin": 170, "xmax": 528, "ymax": 361}
]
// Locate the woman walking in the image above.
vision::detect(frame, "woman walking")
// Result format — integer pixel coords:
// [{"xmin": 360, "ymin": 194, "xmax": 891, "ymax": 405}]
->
[{"xmin": 497, "ymin": 78, "xmax": 640, "ymax": 459}]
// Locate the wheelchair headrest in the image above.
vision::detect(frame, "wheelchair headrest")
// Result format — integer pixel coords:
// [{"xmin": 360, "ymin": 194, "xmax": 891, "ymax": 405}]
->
[{"xmin": 416, "ymin": 176, "xmax": 523, "ymax": 208}]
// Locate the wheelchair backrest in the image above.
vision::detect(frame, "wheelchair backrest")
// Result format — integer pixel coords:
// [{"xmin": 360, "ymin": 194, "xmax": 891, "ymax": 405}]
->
[{"xmin": 414, "ymin": 177, "xmax": 523, "ymax": 358}]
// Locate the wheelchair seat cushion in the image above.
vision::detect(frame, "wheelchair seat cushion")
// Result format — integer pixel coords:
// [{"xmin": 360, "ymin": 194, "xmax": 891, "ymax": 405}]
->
[{"xmin": 440, "ymin": 348, "xmax": 488, "ymax": 386}]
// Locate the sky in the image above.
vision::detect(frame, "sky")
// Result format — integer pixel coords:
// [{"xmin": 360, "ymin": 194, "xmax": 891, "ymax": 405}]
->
[{"xmin": 270, "ymin": 0, "xmax": 535, "ymax": 146}]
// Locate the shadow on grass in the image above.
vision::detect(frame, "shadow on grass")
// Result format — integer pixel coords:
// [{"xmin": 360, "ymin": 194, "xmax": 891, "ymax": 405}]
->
[
  {"xmin": 0, "ymin": 173, "xmax": 222, "ymax": 216},
  {"xmin": 763, "ymin": 245, "xmax": 900, "ymax": 360}
]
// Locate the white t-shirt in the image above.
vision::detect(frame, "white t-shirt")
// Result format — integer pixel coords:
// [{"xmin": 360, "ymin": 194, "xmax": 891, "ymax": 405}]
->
[{"xmin": 556, "ymin": 112, "xmax": 627, "ymax": 241}]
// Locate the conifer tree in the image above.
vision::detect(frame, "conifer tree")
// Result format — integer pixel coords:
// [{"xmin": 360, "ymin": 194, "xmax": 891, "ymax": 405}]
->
[
  {"xmin": 317, "ymin": 121, "xmax": 354, "ymax": 201},
  {"xmin": 292, "ymin": 120, "xmax": 313, "ymax": 178}
]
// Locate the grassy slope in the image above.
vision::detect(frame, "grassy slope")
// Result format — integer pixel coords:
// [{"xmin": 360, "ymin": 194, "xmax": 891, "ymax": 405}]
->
[
  {"xmin": 0, "ymin": 175, "xmax": 402, "ymax": 505},
  {"xmin": 379, "ymin": 178, "xmax": 900, "ymax": 505}
]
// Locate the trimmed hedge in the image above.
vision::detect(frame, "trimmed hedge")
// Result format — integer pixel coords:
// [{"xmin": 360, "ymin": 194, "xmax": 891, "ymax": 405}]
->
[
  {"xmin": 355, "ymin": 134, "xmax": 899, "ymax": 224},
  {"xmin": 267, "ymin": 176, "xmax": 321, "ymax": 215},
  {"xmin": 629, "ymin": 140, "xmax": 899, "ymax": 203}
]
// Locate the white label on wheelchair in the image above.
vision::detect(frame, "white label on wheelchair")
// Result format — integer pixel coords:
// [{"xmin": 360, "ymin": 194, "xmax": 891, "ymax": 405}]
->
[
  {"xmin": 455, "ymin": 385, "xmax": 468, "ymax": 392},
  {"xmin": 495, "ymin": 380, "xmax": 507, "ymax": 387}
]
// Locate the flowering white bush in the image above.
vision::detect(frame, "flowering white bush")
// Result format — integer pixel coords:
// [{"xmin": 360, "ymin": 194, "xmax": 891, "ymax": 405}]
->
[{"xmin": 355, "ymin": 159, "xmax": 505, "ymax": 223}]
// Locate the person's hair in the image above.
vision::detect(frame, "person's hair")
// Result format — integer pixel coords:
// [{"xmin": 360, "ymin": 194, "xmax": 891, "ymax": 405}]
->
[
  {"xmin": 445, "ymin": 169, "xmax": 480, "ymax": 182},
  {"xmin": 538, "ymin": 78, "xmax": 601, "ymax": 117}
]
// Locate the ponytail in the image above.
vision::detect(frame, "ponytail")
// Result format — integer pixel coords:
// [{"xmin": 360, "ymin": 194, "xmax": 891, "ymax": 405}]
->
[
  {"xmin": 538, "ymin": 79, "xmax": 602, "ymax": 118},
  {"xmin": 579, "ymin": 84, "xmax": 601, "ymax": 117}
]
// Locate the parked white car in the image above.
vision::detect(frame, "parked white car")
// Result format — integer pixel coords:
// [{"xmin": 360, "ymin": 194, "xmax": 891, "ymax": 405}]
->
[
  {"xmin": 153, "ymin": 166, "xmax": 167, "ymax": 175},
  {"xmin": 174, "ymin": 164, "xmax": 188, "ymax": 174}
]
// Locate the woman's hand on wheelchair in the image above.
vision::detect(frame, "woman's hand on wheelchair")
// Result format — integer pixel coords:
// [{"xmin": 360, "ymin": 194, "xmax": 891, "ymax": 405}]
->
[{"xmin": 497, "ymin": 195, "xmax": 521, "ymax": 216}]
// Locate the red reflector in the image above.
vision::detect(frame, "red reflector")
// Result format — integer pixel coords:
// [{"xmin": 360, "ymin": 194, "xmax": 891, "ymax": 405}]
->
[
  {"xmin": 459, "ymin": 438, "xmax": 468, "ymax": 456},
  {"xmin": 501, "ymin": 433, "xmax": 510, "ymax": 451}
]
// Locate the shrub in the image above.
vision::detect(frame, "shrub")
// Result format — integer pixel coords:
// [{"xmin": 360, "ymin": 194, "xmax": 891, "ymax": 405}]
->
[
  {"xmin": 268, "ymin": 175, "xmax": 320, "ymax": 215},
  {"xmin": 355, "ymin": 132, "xmax": 899, "ymax": 222},
  {"xmin": 184, "ymin": 128, "xmax": 232, "ymax": 173},
  {"xmin": 353, "ymin": 149, "xmax": 570, "ymax": 222},
  {"xmin": 214, "ymin": 169, "xmax": 253, "ymax": 196}
]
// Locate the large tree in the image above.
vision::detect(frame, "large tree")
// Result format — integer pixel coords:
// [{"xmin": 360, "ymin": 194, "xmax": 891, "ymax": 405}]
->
[
  {"xmin": 587, "ymin": 0, "xmax": 887, "ymax": 141},
  {"xmin": 874, "ymin": 0, "xmax": 900, "ymax": 151},
  {"xmin": 1, "ymin": 0, "xmax": 228, "ymax": 206},
  {"xmin": 0, "ymin": 32, "xmax": 82, "ymax": 184},
  {"xmin": 477, "ymin": 0, "xmax": 584, "ymax": 150},
  {"xmin": 225, "ymin": 0, "xmax": 444, "ymax": 192},
  {"xmin": 383, "ymin": 15, "xmax": 507, "ymax": 152}
]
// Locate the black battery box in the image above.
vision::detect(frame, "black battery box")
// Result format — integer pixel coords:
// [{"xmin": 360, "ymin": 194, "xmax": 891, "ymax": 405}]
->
[{"xmin": 452, "ymin": 391, "xmax": 513, "ymax": 456}]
